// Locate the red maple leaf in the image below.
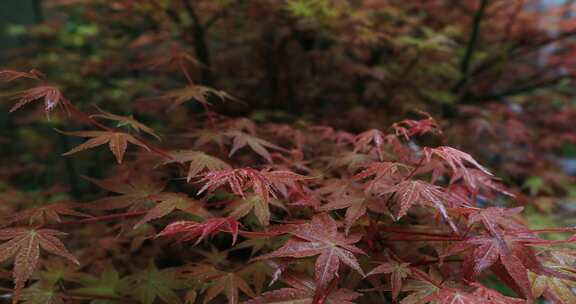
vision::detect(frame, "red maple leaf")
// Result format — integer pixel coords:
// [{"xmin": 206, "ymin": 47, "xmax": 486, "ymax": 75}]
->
[
  {"xmin": 367, "ymin": 253, "xmax": 411, "ymax": 300},
  {"xmin": 467, "ymin": 207, "xmax": 526, "ymax": 236},
  {"xmin": 256, "ymin": 214, "xmax": 365, "ymax": 289},
  {"xmin": 0, "ymin": 69, "xmax": 42, "ymax": 82},
  {"xmin": 378, "ymin": 180, "xmax": 458, "ymax": 232},
  {"xmin": 134, "ymin": 192, "xmax": 213, "ymax": 229},
  {"xmin": 447, "ymin": 234, "xmax": 541, "ymax": 295},
  {"xmin": 198, "ymin": 168, "xmax": 308, "ymax": 205},
  {"xmin": 392, "ymin": 112, "xmax": 442, "ymax": 140},
  {"xmin": 5, "ymin": 202, "xmax": 90, "ymax": 226},
  {"xmin": 10, "ymin": 86, "xmax": 69, "ymax": 117},
  {"xmin": 419, "ymin": 288, "xmax": 489, "ymax": 304},
  {"xmin": 226, "ymin": 131, "xmax": 286, "ymax": 163},
  {"xmin": 354, "ymin": 129, "xmax": 387, "ymax": 161},
  {"xmin": 470, "ymin": 282, "xmax": 524, "ymax": 304},
  {"xmin": 246, "ymin": 273, "xmax": 361, "ymax": 304},
  {"xmin": 60, "ymin": 130, "xmax": 151, "ymax": 164},
  {"xmin": 0, "ymin": 228, "xmax": 79, "ymax": 303},
  {"xmin": 353, "ymin": 161, "xmax": 402, "ymax": 193},
  {"xmin": 83, "ymin": 175, "xmax": 166, "ymax": 210},
  {"xmin": 161, "ymin": 150, "xmax": 231, "ymax": 182},
  {"xmin": 157, "ymin": 217, "xmax": 240, "ymax": 245},
  {"xmin": 423, "ymin": 146, "xmax": 492, "ymax": 190}
]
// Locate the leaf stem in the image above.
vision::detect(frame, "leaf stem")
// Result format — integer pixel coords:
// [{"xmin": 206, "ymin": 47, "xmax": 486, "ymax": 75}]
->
[
  {"xmin": 379, "ymin": 226, "xmax": 457, "ymax": 238},
  {"xmin": 383, "ymin": 236, "xmax": 463, "ymax": 242},
  {"xmin": 47, "ymin": 211, "xmax": 147, "ymax": 229}
]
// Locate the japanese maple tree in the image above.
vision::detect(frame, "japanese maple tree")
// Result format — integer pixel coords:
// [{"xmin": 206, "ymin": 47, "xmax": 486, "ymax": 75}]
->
[{"xmin": 0, "ymin": 0, "xmax": 576, "ymax": 304}]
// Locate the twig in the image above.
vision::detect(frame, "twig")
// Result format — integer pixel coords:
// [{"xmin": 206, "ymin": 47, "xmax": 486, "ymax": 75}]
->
[
  {"xmin": 452, "ymin": 0, "xmax": 490, "ymax": 93},
  {"xmin": 47, "ymin": 211, "xmax": 147, "ymax": 229},
  {"xmin": 379, "ymin": 226, "xmax": 457, "ymax": 238},
  {"xmin": 57, "ymin": 132, "xmax": 81, "ymax": 198}
]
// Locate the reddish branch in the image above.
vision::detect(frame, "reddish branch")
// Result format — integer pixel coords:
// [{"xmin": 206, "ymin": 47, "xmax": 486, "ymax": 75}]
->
[{"xmin": 48, "ymin": 211, "xmax": 147, "ymax": 229}]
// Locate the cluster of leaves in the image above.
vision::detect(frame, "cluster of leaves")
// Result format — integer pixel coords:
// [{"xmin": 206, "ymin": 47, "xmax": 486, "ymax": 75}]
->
[
  {"xmin": 0, "ymin": 0, "xmax": 576, "ymax": 304},
  {"xmin": 3, "ymin": 0, "xmax": 575, "ymax": 201},
  {"xmin": 1, "ymin": 67, "xmax": 576, "ymax": 304}
]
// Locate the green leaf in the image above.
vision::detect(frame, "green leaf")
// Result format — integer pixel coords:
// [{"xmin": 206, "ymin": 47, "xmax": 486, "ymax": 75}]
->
[
  {"xmin": 120, "ymin": 262, "xmax": 189, "ymax": 304},
  {"xmin": 70, "ymin": 266, "xmax": 121, "ymax": 299}
]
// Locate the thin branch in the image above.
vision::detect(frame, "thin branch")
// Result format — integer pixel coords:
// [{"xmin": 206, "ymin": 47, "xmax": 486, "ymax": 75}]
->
[
  {"xmin": 64, "ymin": 291, "xmax": 139, "ymax": 303},
  {"xmin": 181, "ymin": 0, "xmax": 201, "ymax": 27},
  {"xmin": 452, "ymin": 0, "xmax": 490, "ymax": 93},
  {"xmin": 47, "ymin": 211, "xmax": 147, "ymax": 229},
  {"xmin": 379, "ymin": 226, "xmax": 458, "ymax": 238},
  {"xmin": 204, "ymin": 0, "xmax": 245, "ymax": 29},
  {"xmin": 383, "ymin": 236, "xmax": 463, "ymax": 242},
  {"xmin": 466, "ymin": 75, "xmax": 571, "ymax": 102},
  {"xmin": 530, "ymin": 227, "xmax": 576, "ymax": 233},
  {"xmin": 57, "ymin": 132, "xmax": 81, "ymax": 198},
  {"xmin": 502, "ymin": 0, "xmax": 525, "ymax": 42},
  {"xmin": 180, "ymin": 0, "xmax": 215, "ymax": 85},
  {"xmin": 410, "ymin": 258, "xmax": 463, "ymax": 267},
  {"xmin": 205, "ymin": 7, "xmax": 228, "ymax": 29}
]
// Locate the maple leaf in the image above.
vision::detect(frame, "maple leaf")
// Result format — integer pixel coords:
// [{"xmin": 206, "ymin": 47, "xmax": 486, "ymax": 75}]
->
[
  {"xmin": 22, "ymin": 282, "xmax": 63, "ymax": 304},
  {"xmin": 329, "ymin": 151, "xmax": 372, "ymax": 171},
  {"xmin": 529, "ymin": 271, "xmax": 576, "ymax": 303},
  {"xmin": 353, "ymin": 161, "xmax": 401, "ymax": 182},
  {"xmin": 157, "ymin": 217, "xmax": 240, "ymax": 245},
  {"xmin": 311, "ymin": 125, "xmax": 356, "ymax": 146},
  {"xmin": 233, "ymin": 235, "xmax": 277, "ymax": 258},
  {"xmin": 60, "ymin": 130, "xmax": 151, "ymax": 164},
  {"xmin": 353, "ymin": 161, "xmax": 402, "ymax": 193},
  {"xmin": 163, "ymin": 85, "xmax": 236, "ymax": 111},
  {"xmin": 185, "ymin": 264, "xmax": 255, "ymax": 304},
  {"xmin": 5, "ymin": 202, "xmax": 90, "ymax": 226},
  {"xmin": 239, "ymin": 261, "xmax": 275, "ymax": 295},
  {"xmin": 225, "ymin": 194, "xmax": 287, "ymax": 226},
  {"xmin": 120, "ymin": 262, "xmax": 189, "ymax": 304},
  {"xmin": 143, "ymin": 46, "xmax": 201, "ymax": 82},
  {"xmin": 418, "ymin": 288, "xmax": 486, "ymax": 304},
  {"xmin": 447, "ymin": 235, "xmax": 534, "ymax": 294},
  {"xmin": 256, "ymin": 214, "xmax": 365, "ymax": 289},
  {"xmin": 467, "ymin": 207, "xmax": 526, "ymax": 236},
  {"xmin": 378, "ymin": 180, "xmax": 458, "ymax": 232},
  {"xmin": 134, "ymin": 192, "xmax": 212, "ymax": 229},
  {"xmin": 226, "ymin": 131, "xmax": 286, "ymax": 163},
  {"xmin": 84, "ymin": 175, "xmax": 165, "ymax": 210},
  {"xmin": 399, "ymin": 268, "xmax": 443, "ymax": 304},
  {"xmin": 0, "ymin": 228, "xmax": 79, "ymax": 303},
  {"xmin": 315, "ymin": 178, "xmax": 358, "ymax": 199},
  {"xmin": 9, "ymin": 86, "xmax": 69, "ymax": 117},
  {"xmin": 354, "ymin": 129, "xmax": 387, "ymax": 160},
  {"xmin": 37, "ymin": 258, "xmax": 81, "ymax": 285},
  {"xmin": 367, "ymin": 258, "xmax": 411, "ymax": 300},
  {"xmin": 91, "ymin": 107, "xmax": 161, "ymax": 140},
  {"xmin": 181, "ymin": 129, "xmax": 226, "ymax": 150},
  {"xmin": 198, "ymin": 168, "xmax": 308, "ymax": 205},
  {"xmin": 392, "ymin": 113, "xmax": 442, "ymax": 140},
  {"xmin": 69, "ymin": 265, "xmax": 121, "ymax": 299},
  {"xmin": 0, "ymin": 69, "xmax": 42, "ymax": 82},
  {"xmin": 423, "ymin": 146, "xmax": 492, "ymax": 189},
  {"xmin": 470, "ymin": 283, "xmax": 525, "ymax": 304},
  {"xmin": 318, "ymin": 192, "xmax": 370, "ymax": 234},
  {"xmin": 221, "ymin": 118, "xmax": 258, "ymax": 135},
  {"xmin": 245, "ymin": 273, "xmax": 361, "ymax": 304},
  {"xmin": 161, "ymin": 150, "xmax": 231, "ymax": 181},
  {"xmin": 464, "ymin": 169, "xmax": 515, "ymax": 196}
]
